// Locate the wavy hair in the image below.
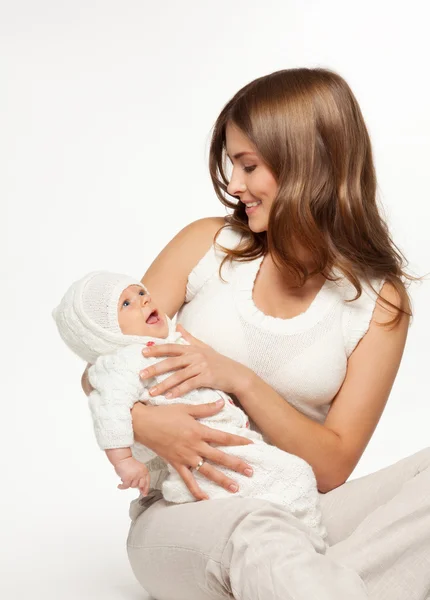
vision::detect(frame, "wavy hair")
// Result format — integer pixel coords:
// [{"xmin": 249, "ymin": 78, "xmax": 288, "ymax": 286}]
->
[{"xmin": 208, "ymin": 67, "xmax": 426, "ymax": 329}]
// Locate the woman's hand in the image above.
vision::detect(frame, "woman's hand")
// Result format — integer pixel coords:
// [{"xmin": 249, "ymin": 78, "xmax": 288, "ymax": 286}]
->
[
  {"xmin": 131, "ymin": 399, "xmax": 255, "ymax": 501},
  {"xmin": 140, "ymin": 324, "xmax": 253, "ymax": 399}
]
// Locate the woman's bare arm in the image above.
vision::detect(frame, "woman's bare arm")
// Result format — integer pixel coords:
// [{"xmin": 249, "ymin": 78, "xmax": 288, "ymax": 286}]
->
[{"xmin": 140, "ymin": 216, "xmax": 227, "ymax": 319}]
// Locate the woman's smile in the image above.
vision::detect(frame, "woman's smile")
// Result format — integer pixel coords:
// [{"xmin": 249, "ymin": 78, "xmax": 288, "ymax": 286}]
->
[{"xmin": 245, "ymin": 201, "xmax": 262, "ymax": 215}]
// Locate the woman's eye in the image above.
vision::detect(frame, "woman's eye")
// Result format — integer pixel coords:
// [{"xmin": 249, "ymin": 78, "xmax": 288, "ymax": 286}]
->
[{"xmin": 243, "ymin": 166, "xmax": 256, "ymax": 173}]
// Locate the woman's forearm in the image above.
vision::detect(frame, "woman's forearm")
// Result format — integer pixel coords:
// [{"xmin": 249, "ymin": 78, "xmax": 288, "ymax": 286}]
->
[
  {"xmin": 234, "ymin": 371, "xmax": 344, "ymax": 493},
  {"xmin": 130, "ymin": 402, "xmax": 153, "ymax": 444}
]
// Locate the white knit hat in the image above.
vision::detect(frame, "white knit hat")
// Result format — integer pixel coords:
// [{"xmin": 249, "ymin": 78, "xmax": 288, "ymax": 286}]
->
[{"xmin": 52, "ymin": 270, "xmax": 175, "ymax": 363}]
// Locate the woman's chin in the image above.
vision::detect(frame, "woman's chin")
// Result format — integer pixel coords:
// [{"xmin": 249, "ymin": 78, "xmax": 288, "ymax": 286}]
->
[{"xmin": 248, "ymin": 219, "xmax": 268, "ymax": 233}]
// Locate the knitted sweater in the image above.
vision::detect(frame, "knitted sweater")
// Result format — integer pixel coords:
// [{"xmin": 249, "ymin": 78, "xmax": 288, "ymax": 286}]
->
[{"xmin": 175, "ymin": 223, "xmax": 386, "ymax": 437}]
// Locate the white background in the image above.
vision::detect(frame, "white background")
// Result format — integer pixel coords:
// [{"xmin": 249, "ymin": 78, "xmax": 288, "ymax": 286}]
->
[{"xmin": 2, "ymin": 1, "xmax": 429, "ymax": 598}]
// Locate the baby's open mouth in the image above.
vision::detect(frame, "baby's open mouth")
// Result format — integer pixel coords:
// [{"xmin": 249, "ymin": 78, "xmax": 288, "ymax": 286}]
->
[{"xmin": 146, "ymin": 310, "xmax": 160, "ymax": 324}]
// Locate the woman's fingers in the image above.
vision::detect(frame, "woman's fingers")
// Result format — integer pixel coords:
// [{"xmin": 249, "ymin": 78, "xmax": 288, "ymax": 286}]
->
[
  {"xmin": 202, "ymin": 445, "xmax": 254, "ymax": 478},
  {"xmin": 173, "ymin": 463, "xmax": 209, "ymax": 501},
  {"xmin": 186, "ymin": 399, "xmax": 227, "ymax": 418},
  {"xmin": 142, "ymin": 344, "xmax": 185, "ymax": 359},
  {"xmin": 146, "ymin": 365, "xmax": 201, "ymax": 397},
  {"xmin": 140, "ymin": 355, "xmax": 187, "ymax": 380},
  {"xmin": 173, "ymin": 444, "xmax": 253, "ymax": 496},
  {"xmin": 193, "ymin": 459, "xmax": 243, "ymax": 494},
  {"xmin": 201, "ymin": 424, "xmax": 254, "ymax": 447}
]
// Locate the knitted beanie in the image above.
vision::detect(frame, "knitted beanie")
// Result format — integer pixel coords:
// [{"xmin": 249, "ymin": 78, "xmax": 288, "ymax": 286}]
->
[{"xmin": 52, "ymin": 270, "xmax": 175, "ymax": 364}]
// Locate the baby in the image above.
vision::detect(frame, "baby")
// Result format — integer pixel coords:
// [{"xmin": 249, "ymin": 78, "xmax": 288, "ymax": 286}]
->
[{"xmin": 52, "ymin": 270, "xmax": 327, "ymax": 540}]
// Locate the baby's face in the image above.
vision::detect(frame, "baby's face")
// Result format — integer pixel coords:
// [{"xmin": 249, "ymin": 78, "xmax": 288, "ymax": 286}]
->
[{"xmin": 117, "ymin": 285, "xmax": 169, "ymax": 338}]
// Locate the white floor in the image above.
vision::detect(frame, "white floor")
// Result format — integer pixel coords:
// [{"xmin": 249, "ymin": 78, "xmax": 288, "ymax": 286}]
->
[{"xmin": 2, "ymin": 492, "xmax": 152, "ymax": 600}]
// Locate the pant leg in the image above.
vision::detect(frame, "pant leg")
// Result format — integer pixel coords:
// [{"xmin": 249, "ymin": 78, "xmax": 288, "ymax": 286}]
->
[
  {"xmin": 126, "ymin": 496, "xmax": 368, "ymax": 600},
  {"xmin": 319, "ymin": 446, "xmax": 430, "ymax": 600}
]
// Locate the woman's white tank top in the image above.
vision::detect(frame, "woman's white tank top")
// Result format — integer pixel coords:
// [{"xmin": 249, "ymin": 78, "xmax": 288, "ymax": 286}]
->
[{"xmin": 176, "ymin": 224, "xmax": 385, "ymax": 435}]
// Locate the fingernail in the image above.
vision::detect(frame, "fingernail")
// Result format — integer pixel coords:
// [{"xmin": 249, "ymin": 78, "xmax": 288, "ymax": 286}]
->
[
  {"xmin": 165, "ymin": 392, "xmax": 173, "ymax": 398},
  {"xmin": 140, "ymin": 370, "xmax": 149, "ymax": 377},
  {"xmin": 149, "ymin": 387, "xmax": 158, "ymax": 395},
  {"xmin": 142, "ymin": 349, "xmax": 150, "ymax": 355},
  {"xmin": 229, "ymin": 484, "xmax": 239, "ymax": 492},
  {"xmin": 244, "ymin": 468, "xmax": 253, "ymax": 477},
  {"xmin": 216, "ymin": 399, "xmax": 224, "ymax": 406}
]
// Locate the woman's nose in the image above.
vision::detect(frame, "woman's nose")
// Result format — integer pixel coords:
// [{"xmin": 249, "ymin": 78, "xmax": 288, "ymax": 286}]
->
[{"xmin": 227, "ymin": 171, "xmax": 246, "ymax": 197}]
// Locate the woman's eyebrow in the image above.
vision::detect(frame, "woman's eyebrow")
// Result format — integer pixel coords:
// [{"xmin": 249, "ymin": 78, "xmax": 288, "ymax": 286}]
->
[{"xmin": 226, "ymin": 151, "xmax": 257, "ymax": 161}]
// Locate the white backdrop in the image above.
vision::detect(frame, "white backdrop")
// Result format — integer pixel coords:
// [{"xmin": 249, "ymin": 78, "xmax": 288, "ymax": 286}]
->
[{"xmin": 2, "ymin": 1, "xmax": 429, "ymax": 598}]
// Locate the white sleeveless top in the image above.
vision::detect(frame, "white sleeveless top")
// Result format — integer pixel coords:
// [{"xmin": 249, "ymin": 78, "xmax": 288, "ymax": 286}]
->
[{"xmin": 176, "ymin": 224, "xmax": 385, "ymax": 436}]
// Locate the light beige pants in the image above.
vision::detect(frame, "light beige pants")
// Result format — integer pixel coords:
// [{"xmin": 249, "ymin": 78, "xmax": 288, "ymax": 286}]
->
[{"xmin": 126, "ymin": 447, "xmax": 430, "ymax": 600}]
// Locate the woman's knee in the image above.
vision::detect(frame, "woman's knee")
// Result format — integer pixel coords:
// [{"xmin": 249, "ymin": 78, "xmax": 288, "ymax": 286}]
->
[
  {"xmin": 126, "ymin": 497, "xmax": 272, "ymax": 600},
  {"xmin": 127, "ymin": 543, "xmax": 224, "ymax": 600}
]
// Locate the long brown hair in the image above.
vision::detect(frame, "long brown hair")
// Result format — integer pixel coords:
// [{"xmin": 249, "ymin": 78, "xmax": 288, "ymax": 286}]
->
[{"xmin": 209, "ymin": 67, "xmax": 426, "ymax": 329}]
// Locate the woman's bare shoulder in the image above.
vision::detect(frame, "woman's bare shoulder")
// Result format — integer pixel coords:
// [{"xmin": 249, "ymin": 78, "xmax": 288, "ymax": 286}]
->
[{"xmin": 141, "ymin": 216, "xmax": 227, "ymax": 319}]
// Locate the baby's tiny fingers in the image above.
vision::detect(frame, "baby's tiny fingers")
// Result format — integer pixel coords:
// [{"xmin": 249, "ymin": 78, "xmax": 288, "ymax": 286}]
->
[
  {"xmin": 138, "ymin": 476, "xmax": 147, "ymax": 488},
  {"xmin": 139, "ymin": 478, "xmax": 148, "ymax": 496}
]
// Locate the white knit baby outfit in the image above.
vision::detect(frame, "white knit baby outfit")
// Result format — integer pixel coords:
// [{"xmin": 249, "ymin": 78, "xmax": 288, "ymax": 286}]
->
[
  {"xmin": 52, "ymin": 269, "xmax": 328, "ymax": 540},
  {"xmin": 89, "ymin": 340, "xmax": 327, "ymax": 538}
]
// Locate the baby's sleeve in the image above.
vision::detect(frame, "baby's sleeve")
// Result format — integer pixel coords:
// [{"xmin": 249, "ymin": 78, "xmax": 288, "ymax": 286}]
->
[{"xmin": 87, "ymin": 345, "xmax": 148, "ymax": 450}]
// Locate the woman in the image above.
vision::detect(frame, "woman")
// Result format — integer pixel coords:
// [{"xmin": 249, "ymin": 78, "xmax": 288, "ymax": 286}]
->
[{"xmin": 83, "ymin": 68, "xmax": 429, "ymax": 599}]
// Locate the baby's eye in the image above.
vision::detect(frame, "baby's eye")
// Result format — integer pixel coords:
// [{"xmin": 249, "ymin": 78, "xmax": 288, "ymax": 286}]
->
[
  {"xmin": 139, "ymin": 290, "xmax": 145, "ymax": 296},
  {"xmin": 122, "ymin": 300, "xmax": 130, "ymax": 308}
]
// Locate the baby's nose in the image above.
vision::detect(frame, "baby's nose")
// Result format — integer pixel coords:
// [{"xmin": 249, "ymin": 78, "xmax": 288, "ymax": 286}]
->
[{"xmin": 141, "ymin": 293, "xmax": 150, "ymax": 305}]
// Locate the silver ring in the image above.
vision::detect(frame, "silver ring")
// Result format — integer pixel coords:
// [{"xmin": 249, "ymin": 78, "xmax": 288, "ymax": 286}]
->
[{"xmin": 195, "ymin": 459, "xmax": 205, "ymax": 472}]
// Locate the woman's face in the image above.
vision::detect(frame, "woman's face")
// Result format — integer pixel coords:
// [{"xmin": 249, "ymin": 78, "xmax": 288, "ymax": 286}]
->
[{"xmin": 225, "ymin": 121, "xmax": 278, "ymax": 233}]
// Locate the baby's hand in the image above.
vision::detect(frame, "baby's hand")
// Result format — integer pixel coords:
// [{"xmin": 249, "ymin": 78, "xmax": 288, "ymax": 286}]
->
[{"xmin": 114, "ymin": 457, "xmax": 150, "ymax": 496}]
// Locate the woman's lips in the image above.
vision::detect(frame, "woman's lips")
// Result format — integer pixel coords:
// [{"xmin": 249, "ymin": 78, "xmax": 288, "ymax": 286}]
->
[{"xmin": 245, "ymin": 201, "xmax": 262, "ymax": 215}]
